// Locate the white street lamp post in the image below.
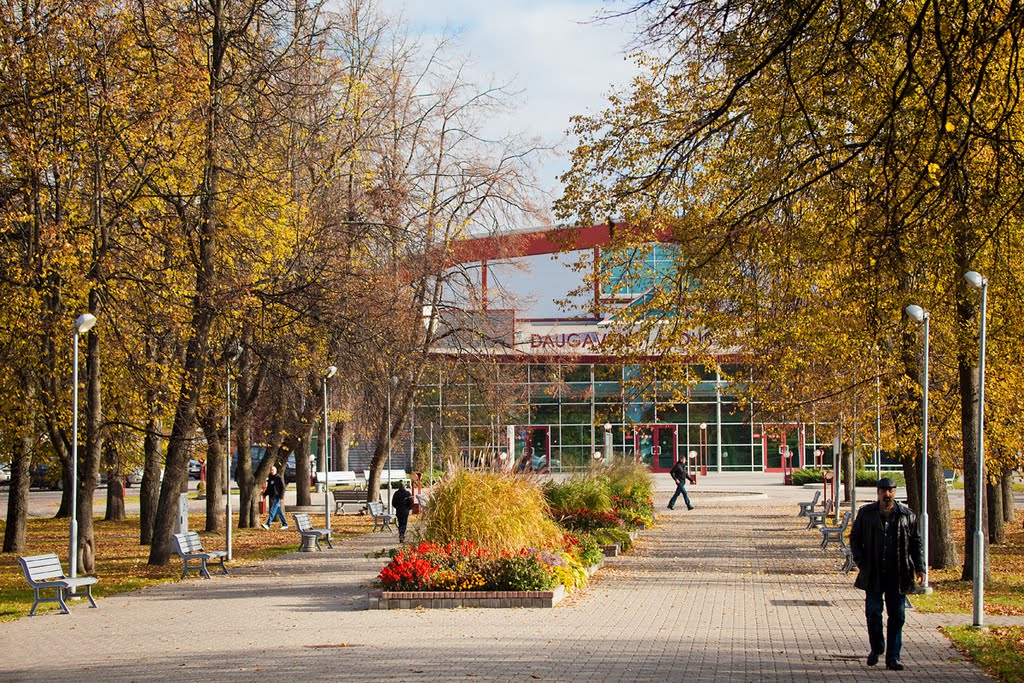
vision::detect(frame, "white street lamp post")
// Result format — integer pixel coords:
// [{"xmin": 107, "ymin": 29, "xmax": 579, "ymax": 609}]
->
[
  {"xmin": 906, "ymin": 304, "xmax": 932, "ymax": 594},
  {"xmin": 964, "ymin": 271, "xmax": 988, "ymax": 627},
  {"xmin": 603, "ymin": 423, "xmax": 613, "ymax": 463},
  {"xmin": 69, "ymin": 313, "xmax": 97, "ymax": 586},
  {"xmin": 323, "ymin": 365, "xmax": 337, "ymax": 531}
]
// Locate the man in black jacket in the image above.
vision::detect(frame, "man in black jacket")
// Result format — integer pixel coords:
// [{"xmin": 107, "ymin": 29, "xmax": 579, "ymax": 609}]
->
[
  {"xmin": 849, "ymin": 477, "xmax": 925, "ymax": 671},
  {"xmin": 260, "ymin": 466, "xmax": 288, "ymax": 530},
  {"xmin": 667, "ymin": 457, "xmax": 695, "ymax": 510},
  {"xmin": 391, "ymin": 481, "xmax": 414, "ymax": 543}
]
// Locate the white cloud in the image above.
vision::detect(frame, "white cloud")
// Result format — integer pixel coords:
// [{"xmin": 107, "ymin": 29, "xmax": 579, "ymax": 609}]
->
[{"xmin": 372, "ymin": 1, "xmax": 640, "ymax": 200}]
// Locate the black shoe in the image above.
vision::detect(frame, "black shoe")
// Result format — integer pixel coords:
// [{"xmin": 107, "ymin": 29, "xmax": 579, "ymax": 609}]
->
[
  {"xmin": 667, "ymin": 506, "xmax": 674, "ymax": 510},
  {"xmin": 867, "ymin": 652, "xmax": 879, "ymax": 667},
  {"xmin": 687, "ymin": 506, "xmax": 695, "ymax": 510},
  {"xmin": 886, "ymin": 660, "xmax": 903, "ymax": 671}
]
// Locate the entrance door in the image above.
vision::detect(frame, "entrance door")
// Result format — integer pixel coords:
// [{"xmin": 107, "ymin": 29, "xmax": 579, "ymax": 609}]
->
[
  {"xmin": 514, "ymin": 426, "xmax": 551, "ymax": 471},
  {"xmin": 634, "ymin": 425, "xmax": 678, "ymax": 472},
  {"xmin": 762, "ymin": 424, "xmax": 802, "ymax": 472}
]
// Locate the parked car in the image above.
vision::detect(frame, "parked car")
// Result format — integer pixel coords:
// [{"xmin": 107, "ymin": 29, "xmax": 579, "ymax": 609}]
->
[
  {"xmin": 0, "ymin": 463, "xmax": 10, "ymax": 485},
  {"xmin": 188, "ymin": 459, "xmax": 202, "ymax": 479},
  {"xmin": 29, "ymin": 463, "xmax": 63, "ymax": 490}
]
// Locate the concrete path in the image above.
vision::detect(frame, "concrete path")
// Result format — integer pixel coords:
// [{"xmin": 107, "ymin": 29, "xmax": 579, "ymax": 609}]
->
[{"xmin": 0, "ymin": 475, "xmax": 1003, "ymax": 682}]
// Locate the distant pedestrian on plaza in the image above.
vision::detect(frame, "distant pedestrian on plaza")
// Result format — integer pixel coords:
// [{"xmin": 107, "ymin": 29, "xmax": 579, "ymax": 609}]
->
[
  {"xmin": 667, "ymin": 457, "xmax": 695, "ymax": 510},
  {"xmin": 849, "ymin": 477, "xmax": 925, "ymax": 671},
  {"xmin": 260, "ymin": 466, "xmax": 288, "ymax": 530},
  {"xmin": 391, "ymin": 481, "xmax": 414, "ymax": 543}
]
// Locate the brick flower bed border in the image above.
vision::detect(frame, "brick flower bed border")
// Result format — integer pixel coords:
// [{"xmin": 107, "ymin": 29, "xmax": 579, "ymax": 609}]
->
[
  {"xmin": 367, "ymin": 530, "xmax": 636, "ymax": 610},
  {"xmin": 368, "ymin": 584, "xmax": 567, "ymax": 609}
]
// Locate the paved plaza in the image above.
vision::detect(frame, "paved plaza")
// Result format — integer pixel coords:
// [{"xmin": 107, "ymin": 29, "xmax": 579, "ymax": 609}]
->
[{"xmin": 0, "ymin": 476, "xmax": 1009, "ymax": 682}]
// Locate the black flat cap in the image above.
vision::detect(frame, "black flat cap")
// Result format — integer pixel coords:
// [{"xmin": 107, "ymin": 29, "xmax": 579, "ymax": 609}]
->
[{"xmin": 876, "ymin": 477, "xmax": 897, "ymax": 489}]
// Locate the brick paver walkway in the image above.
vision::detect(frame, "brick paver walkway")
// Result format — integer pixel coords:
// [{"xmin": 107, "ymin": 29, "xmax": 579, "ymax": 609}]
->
[{"xmin": 1, "ymin": 485, "xmax": 997, "ymax": 681}]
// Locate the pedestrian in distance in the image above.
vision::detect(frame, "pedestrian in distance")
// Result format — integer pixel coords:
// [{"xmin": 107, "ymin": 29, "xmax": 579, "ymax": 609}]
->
[
  {"xmin": 667, "ymin": 457, "xmax": 695, "ymax": 510},
  {"xmin": 260, "ymin": 465, "xmax": 288, "ymax": 530},
  {"xmin": 391, "ymin": 480, "xmax": 414, "ymax": 543},
  {"xmin": 849, "ymin": 477, "xmax": 925, "ymax": 671}
]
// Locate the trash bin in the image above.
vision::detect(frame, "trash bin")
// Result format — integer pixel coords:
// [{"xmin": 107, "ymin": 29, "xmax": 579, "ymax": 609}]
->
[{"xmin": 259, "ymin": 497, "xmax": 267, "ymax": 514}]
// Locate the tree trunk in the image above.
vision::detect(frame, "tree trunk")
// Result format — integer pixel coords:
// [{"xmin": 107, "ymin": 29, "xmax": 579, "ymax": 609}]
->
[
  {"xmin": 78, "ymin": 305, "xmax": 103, "ymax": 574},
  {"xmin": 3, "ymin": 370, "xmax": 36, "ymax": 553},
  {"xmin": 842, "ymin": 439, "xmax": 855, "ymax": 503},
  {"xmin": 988, "ymin": 480, "xmax": 1004, "ymax": 544},
  {"xmin": 902, "ymin": 456, "xmax": 919, "ymax": 515},
  {"xmin": 926, "ymin": 452, "xmax": 959, "ymax": 568},
  {"xmin": 139, "ymin": 416, "xmax": 162, "ymax": 545},
  {"xmin": 236, "ymin": 415, "xmax": 257, "ymax": 528},
  {"xmin": 104, "ymin": 441, "xmax": 125, "ymax": 522},
  {"xmin": 1003, "ymin": 471, "xmax": 1016, "ymax": 523},
  {"xmin": 295, "ymin": 422, "xmax": 313, "ymax": 506},
  {"xmin": 959, "ymin": 357, "xmax": 989, "ymax": 581},
  {"xmin": 339, "ymin": 419, "xmax": 351, "ymax": 472},
  {"xmin": 201, "ymin": 416, "xmax": 225, "ymax": 533}
]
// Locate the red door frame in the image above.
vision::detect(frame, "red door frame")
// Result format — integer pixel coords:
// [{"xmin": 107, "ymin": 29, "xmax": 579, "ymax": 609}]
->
[
  {"xmin": 633, "ymin": 425, "xmax": 679, "ymax": 472},
  {"xmin": 520, "ymin": 426, "xmax": 552, "ymax": 470},
  {"xmin": 761, "ymin": 423, "xmax": 804, "ymax": 472}
]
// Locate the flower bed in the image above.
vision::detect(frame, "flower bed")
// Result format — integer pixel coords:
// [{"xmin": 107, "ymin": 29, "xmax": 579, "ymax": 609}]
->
[{"xmin": 367, "ymin": 464, "xmax": 652, "ymax": 609}]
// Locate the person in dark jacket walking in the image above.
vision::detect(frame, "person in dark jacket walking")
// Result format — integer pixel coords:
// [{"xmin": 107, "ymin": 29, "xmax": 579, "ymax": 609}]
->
[
  {"xmin": 849, "ymin": 477, "xmax": 925, "ymax": 671},
  {"xmin": 667, "ymin": 457, "xmax": 695, "ymax": 510},
  {"xmin": 260, "ymin": 466, "xmax": 288, "ymax": 530},
  {"xmin": 391, "ymin": 481, "xmax": 414, "ymax": 543}
]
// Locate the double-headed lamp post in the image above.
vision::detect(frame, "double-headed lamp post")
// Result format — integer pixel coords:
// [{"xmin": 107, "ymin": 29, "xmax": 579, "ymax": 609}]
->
[
  {"xmin": 323, "ymin": 366, "xmax": 337, "ymax": 531},
  {"xmin": 70, "ymin": 313, "xmax": 97, "ymax": 584},
  {"xmin": 905, "ymin": 304, "xmax": 932, "ymax": 594},
  {"xmin": 964, "ymin": 271, "xmax": 988, "ymax": 627}
]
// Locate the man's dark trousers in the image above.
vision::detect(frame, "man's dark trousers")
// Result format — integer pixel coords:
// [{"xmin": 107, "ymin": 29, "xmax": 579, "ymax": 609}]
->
[{"xmin": 865, "ymin": 582, "xmax": 905, "ymax": 664}]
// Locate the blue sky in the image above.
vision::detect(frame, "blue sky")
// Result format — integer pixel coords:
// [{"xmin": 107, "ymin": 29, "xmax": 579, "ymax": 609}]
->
[{"xmin": 375, "ymin": 1, "xmax": 641, "ymax": 214}]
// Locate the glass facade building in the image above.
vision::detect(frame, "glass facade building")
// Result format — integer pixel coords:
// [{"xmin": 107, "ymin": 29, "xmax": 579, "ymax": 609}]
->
[{"xmin": 419, "ymin": 223, "xmax": 894, "ymax": 474}]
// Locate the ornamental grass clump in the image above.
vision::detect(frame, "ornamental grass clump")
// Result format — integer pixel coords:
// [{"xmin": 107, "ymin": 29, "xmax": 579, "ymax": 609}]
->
[
  {"xmin": 421, "ymin": 468, "xmax": 561, "ymax": 555},
  {"xmin": 543, "ymin": 475, "xmax": 613, "ymax": 514}
]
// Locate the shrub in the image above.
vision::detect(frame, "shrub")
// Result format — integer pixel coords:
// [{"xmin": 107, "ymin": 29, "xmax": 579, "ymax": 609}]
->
[
  {"xmin": 565, "ymin": 532, "xmax": 604, "ymax": 568},
  {"xmin": 491, "ymin": 555, "xmax": 557, "ymax": 591},
  {"xmin": 790, "ymin": 468, "xmax": 906, "ymax": 488},
  {"xmin": 543, "ymin": 476, "xmax": 612, "ymax": 514},
  {"xmin": 790, "ymin": 468, "xmax": 823, "ymax": 485},
  {"xmin": 556, "ymin": 507, "xmax": 622, "ymax": 533},
  {"xmin": 589, "ymin": 527, "xmax": 633, "ymax": 552},
  {"xmin": 604, "ymin": 462, "xmax": 654, "ymax": 504},
  {"xmin": 421, "ymin": 468, "xmax": 562, "ymax": 555}
]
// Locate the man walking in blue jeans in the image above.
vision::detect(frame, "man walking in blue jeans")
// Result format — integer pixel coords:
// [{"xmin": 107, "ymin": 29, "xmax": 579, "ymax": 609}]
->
[
  {"xmin": 260, "ymin": 465, "xmax": 288, "ymax": 530},
  {"xmin": 849, "ymin": 477, "xmax": 925, "ymax": 671},
  {"xmin": 667, "ymin": 457, "xmax": 695, "ymax": 510}
]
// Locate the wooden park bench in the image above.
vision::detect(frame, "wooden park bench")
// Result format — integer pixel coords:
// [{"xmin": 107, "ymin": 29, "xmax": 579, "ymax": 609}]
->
[
  {"xmin": 805, "ymin": 498, "xmax": 835, "ymax": 529},
  {"xmin": 944, "ymin": 468, "xmax": 956, "ymax": 490},
  {"xmin": 367, "ymin": 501, "xmax": 396, "ymax": 533},
  {"xmin": 293, "ymin": 513, "xmax": 333, "ymax": 552},
  {"xmin": 797, "ymin": 490, "xmax": 821, "ymax": 517},
  {"xmin": 172, "ymin": 531, "xmax": 229, "ymax": 580},
  {"xmin": 820, "ymin": 511, "xmax": 853, "ymax": 550},
  {"xmin": 332, "ymin": 489, "xmax": 368, "ymax": 514},
  {"xmin": 18, "ymin": 553, "xmax": 98, "ymax": 616}
]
